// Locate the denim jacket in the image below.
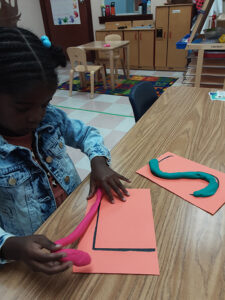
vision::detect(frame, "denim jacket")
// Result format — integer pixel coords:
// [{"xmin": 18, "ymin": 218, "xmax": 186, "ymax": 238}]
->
[{"xmin": 0, "ymin": 105, "xmax": 110, "ymax": 263}]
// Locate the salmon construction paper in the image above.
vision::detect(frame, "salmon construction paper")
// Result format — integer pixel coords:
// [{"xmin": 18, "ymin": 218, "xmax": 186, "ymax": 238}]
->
[
  {"xmin": 73, "ymin": 189, "xmax": 159, "ymax": 275},
  {"xmin": 137, "ymin": 152, "xmax": 225, "ymax": 215}
]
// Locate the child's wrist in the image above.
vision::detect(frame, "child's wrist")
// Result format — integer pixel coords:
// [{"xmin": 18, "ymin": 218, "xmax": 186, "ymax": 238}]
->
[
  {"xmin": 1, "ymin": 236, "xmax": 20, "ymax": 260},
  {"xmin": 91, "ymin": 156, "xmax": 108, "ymax": 169}
]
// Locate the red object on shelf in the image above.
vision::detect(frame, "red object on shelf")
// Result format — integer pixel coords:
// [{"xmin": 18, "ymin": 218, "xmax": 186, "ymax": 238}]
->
[
  {"xmin": 194, "ymin": 51, "xmax": 225, "ymax": 58},
  {"xmin": 211, "ymin": 14, "xmax": 216, "ymax": 29},
  {"xmin": 110, "ymin": 2, "xmax": 115, "ymax": 16},
  {"xmin": 105, "ymin": 5, "xmax": 110, "ymax": 16}
]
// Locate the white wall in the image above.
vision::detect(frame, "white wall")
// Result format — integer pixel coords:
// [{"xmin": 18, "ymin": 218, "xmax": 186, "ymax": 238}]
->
[
  {"xmin": 91, "ymin": 0, "xmax": 105, "ymax": 34},
  {"xmin": 151, "ymin": 0, "xmax": 165, "ymax": 18},
  {"xmin": 17, "ymin": 0, "xmax": 45, "ymax": 37}
]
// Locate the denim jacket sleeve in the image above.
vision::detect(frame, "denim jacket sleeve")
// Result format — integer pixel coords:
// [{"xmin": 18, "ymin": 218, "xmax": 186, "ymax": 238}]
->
[
  {"xmin": 47, "ymin": 105, "xmax": 111, "ymax": 163},
  {"xmin": 0, "ymin": 228, "xmax": 15, "ymax": 264}
]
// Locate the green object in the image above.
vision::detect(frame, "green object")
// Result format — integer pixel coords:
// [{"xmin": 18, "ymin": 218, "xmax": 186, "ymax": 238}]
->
[{"xmin": 149, "ymin": 159, "xmax": 219, "ymax": 197}]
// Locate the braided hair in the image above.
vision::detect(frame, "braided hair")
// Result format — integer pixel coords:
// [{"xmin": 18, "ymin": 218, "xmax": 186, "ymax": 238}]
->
[{"xmin": 0, "ymin": 27, "xmax": 67, "ymax": 95}]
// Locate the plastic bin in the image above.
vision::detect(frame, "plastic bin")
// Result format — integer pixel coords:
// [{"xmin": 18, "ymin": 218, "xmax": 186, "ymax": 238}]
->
[{"xmin": 176, "ymin": 34, "xmax": 190, "ymax": 49}]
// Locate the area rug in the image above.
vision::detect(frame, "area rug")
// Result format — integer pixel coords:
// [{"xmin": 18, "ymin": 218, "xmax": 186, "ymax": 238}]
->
[{"xmin": 58, "ymin": 74, "xmax": 178, "ymax": 97}]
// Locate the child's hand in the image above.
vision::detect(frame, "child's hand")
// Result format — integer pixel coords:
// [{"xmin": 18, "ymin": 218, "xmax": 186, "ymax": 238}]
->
[
  {"xmin": 1, "ymin": 235, "xmax": 72, "ymax": 274},
  {"xmin": 88, "ymin": 156, "xmax": 131, "ymax": 203}
]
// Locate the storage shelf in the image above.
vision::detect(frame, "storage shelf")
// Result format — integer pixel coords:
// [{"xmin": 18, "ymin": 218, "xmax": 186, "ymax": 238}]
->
[
  {"xmin": 186, "ymin": 67, "xmax": 225, "ymax": 77},
  {"xmin": 183, "ymin": 75, "xmax": 225, "ymax": 86},
  {"xmin": 188, "ymin": 59, "xmax": 225, "ymax": 69}
]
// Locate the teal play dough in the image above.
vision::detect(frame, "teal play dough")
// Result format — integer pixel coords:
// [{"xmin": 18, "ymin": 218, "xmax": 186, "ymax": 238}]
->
[{"xmin": 149, "ymin": 159, "xmax": 219, "ymax": 197}]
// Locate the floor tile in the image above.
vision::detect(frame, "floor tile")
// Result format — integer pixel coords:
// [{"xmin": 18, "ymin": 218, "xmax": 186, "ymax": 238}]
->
[
  {"xmin": 87, "ymin": 113, "xmax": 126, "ymax": 129},
  {"xmin": 51, "ymin": 95, "xmax": 69, "ymax": 105},
  {"xmin": 80, "ymin": 101, "xmax": 112, "ymax": 111},
  {"xmin": 104, "ymin": 103, "xmax": 133, "ymax": 116},
  {"xmin": 91, "ymin": 93, "xmax": 123, "ymax": 103},
  {"xmin": 66, "ymin": 146, "xmax": 85, "ymax": 163},
  {"xmin": 135, "ymin": 70, "xmax": 156, "ymax": 76},
  {"xmin": 75, "ymin": 156, "xmax": 91, "ymax": 171},
  {"xmin": 115, "ymin": 96, "xmax": 132, "ymax": 105},
  {"xmin": 57, "ymin": 97, "xmax": 90, "ymax": 109},
  {"xmin": 56, "ymin": 106, "xmax": 75, "ymax": 115},
  {"xmin": 76, "ymin": 168, "xmax": 90, "ymax": 182},
  {"xmin": 68, "ymin": 110, "xmax": 99, "ymax": 123},
  {"xmin": 114, "ymin": 117, "xmax": 135, "ymax": 132}
]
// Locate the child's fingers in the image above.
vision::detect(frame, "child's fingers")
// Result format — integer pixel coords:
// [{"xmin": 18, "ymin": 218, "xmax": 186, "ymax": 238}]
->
[
  {"xmin": 29, "ymin": 260, "xmax": 72, "ymax": 275},
  {"xmin": 102, "ymin": 182, "xmax": 114, "ymax": 203},
  {"xmin": 114, "ymin": 178, "xmax": 130, "ymax": 197},
  {"xmin": 32, "ymin": 250, "xmax": 66, "ymax": 263},
  {"xmin": 87, "ymin": 181, "xmax": 97, "ymax": 199},
  {"xmin": 115, "ymin": 172, "xmax": 131, "ymax": 183},
  {"xmin": 35, "ymin": 235, "xmax": 61, "ymax": 251}
]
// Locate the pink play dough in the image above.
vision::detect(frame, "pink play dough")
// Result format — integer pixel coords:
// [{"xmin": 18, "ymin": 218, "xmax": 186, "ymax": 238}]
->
[{"xmin": 53, "ymin": 188, "xmax": 102, "ymax": 266}]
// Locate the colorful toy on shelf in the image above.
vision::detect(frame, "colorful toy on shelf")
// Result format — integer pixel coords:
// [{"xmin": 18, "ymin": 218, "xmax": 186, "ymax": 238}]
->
[
  {"xmin": 104, "ymin": 43, "xmax": 110, "ymax": 47},
  {"xmin": 219, "ymin": 34, "xmax": 225, "ymax": 43},
  {"xmin": 52, "ymin": 188, "xmax": 103, "ymax": 266}
]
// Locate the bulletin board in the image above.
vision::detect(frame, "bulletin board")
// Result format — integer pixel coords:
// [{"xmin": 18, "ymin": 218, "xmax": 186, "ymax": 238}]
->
[{"xmin": 50, "ymin": 0, "xmax": 81, "ymax": 25}]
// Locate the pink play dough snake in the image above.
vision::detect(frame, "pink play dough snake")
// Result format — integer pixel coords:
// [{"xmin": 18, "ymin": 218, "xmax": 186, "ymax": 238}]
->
[{"xmin": 53, "ymin": 188, "xmax": 102, "ymax": 266}]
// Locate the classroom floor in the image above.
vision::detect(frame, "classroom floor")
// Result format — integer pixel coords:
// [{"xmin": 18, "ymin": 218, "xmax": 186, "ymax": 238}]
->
[{"xmin": 51, "ymin": 65, "xmax": 184, "ymax": 181}]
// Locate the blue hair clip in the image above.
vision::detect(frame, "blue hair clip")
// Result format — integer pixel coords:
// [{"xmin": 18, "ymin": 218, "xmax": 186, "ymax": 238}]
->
[{"xmin": 41, "ymin": 35, "xmax": 52, "ymax": 48}]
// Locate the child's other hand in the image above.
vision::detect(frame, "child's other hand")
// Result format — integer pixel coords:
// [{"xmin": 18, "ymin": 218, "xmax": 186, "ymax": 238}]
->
[
  {"xmin": 1, "ymin": 235, "xmax": 72, "ymax": 274},
  {"xmin": 88, "ymin": 156, "xmax": 131, "ymax": 203}
]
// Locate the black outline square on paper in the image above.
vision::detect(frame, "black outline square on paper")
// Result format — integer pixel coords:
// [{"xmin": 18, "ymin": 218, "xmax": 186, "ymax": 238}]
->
[{"xmin": 92, "ymin": 201, "xmax": 156, "ymax": 252}]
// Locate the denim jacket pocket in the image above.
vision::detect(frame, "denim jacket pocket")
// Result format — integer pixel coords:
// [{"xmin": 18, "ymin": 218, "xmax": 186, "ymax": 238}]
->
[
  {"xmin": 48, "ymin": 136, "xmax": 65, "ymax": 159},
  {"xmin": 0, "ymin": 167, "xmax": 30, "ymax": 188},
  {"xmin": 0, "ymin": 167, "xmax": 32, "ymax": 235}
]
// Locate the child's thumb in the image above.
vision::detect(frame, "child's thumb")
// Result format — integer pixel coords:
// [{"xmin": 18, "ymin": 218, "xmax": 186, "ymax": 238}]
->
[{"xmin": 87, "ymin": 182, "xmax": 97, "ymax": 200}]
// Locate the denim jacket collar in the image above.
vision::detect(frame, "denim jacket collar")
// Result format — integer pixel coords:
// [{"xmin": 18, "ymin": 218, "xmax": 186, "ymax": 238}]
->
[{"xmin": 0, "ymin": 117, "xmax": 54, "ymax": 159}]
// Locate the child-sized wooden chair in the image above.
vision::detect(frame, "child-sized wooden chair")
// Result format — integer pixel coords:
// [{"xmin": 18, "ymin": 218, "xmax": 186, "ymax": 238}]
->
[
  {"xmin": 67, "ymin": 47, "xmax": 106, "ymax": 99},
  {"xmin": 95, "ymin": 34, "xmax": 127, "ymax": 82}
]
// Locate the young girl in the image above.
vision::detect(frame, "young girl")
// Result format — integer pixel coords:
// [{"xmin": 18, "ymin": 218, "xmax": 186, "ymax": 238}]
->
[{"xmin": 0, "ymin": 27, "xmax": 130, "ymax": 274}]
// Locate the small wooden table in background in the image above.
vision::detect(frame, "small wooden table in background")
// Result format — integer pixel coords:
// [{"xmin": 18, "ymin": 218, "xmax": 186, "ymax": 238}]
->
[
  {"xmin": 1, "ymin": 87, "xmax": 225, "ymax": 299},
  {"xmin": 79, "ymin": 40, "xmax": 130, "ymax": 90}
]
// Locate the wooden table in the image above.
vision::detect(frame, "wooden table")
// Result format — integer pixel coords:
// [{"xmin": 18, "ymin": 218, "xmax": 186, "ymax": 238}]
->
[
  {"xmin": 79, "ymin": 40, "xmax": 130, "ymax": 90},
  {"xmin": 1, "ymin": 87, "xmax": 225, "ymax": 300}
]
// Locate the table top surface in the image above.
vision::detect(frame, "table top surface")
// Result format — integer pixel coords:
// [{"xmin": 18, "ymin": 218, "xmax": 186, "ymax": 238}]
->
[
  {"xmin": 1, "ymin": 86, "xmax": 225, "ymax": 300},
  {"xmin": 78, "ymin": 40, "xmax": 130, "ymax": 50}
]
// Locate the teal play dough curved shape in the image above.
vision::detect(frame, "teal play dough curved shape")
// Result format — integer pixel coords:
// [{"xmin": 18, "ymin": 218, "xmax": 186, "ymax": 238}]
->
[{"xmin": 149, "ymin": 159, "xmax": 219, "ymax": 197}]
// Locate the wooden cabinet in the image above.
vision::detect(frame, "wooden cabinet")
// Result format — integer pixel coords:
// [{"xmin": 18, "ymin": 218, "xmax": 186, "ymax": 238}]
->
[
  {"xmin": 123, "ymin": 31, "xmax": 139, "ymax": 68},
  {"xmin": 139, "ymin": 30, "xmax": 154, "ymax": 69},
  {"xmin": 155, "ymin": 4, "xmax": 192, "ymax": 71},
  {"xmin": 123, "ymin": 30, "xmax": 154, "ymax": 69}
]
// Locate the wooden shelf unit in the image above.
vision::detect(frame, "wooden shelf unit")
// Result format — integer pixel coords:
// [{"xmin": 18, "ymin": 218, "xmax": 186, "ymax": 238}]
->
[{"xmin": 185, "ymin": 0, "xmax": 225, "ymax": 89}]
